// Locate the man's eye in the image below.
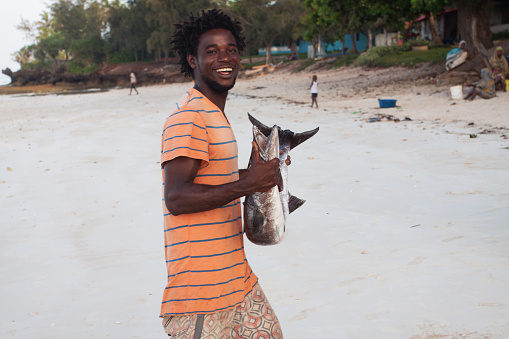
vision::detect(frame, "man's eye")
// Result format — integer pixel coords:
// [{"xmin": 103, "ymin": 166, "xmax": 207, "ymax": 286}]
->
[
  {"xmin": 207, "ymin": 50, "xmax": 217, "ymax": 54},
  {"xmin": 229, "ymin": 48, "xmax": 238, "ymax": 53}
]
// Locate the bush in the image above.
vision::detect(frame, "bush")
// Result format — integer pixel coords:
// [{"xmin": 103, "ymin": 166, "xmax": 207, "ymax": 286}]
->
[
  {"xmin": 354, "ymin": 42, "xmax": 446, "ymax": 68},
  {"xmin": 67, "ymin": 60, "xmax": 99, "ymax": 74},
  {"xmin": 493, "ymin": 30, "xmax": 509, "ymax": 40},
  {"xmin": 333, "ymin": 54, "xmax": 359, "ymax": 68},
  {"xmin": 354, "ymin": 45, "xmax": 401, "ymax": 67},
  {"xmin": 109, "ymin": 51, "xmax": 136, "ymax": 64},
  {"xmin": 21, "ymin": 59, "xmax": 52, "ymax": 71}
]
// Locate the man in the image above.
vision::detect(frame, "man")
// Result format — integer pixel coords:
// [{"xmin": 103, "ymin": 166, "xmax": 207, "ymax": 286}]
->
[
  {"xmin": 160, "ymin": 9, "xmax": 284, "ymax": 338},
  {"xmin": 129, "ymin": 72, "xmax": 138, "ymax": 95}
]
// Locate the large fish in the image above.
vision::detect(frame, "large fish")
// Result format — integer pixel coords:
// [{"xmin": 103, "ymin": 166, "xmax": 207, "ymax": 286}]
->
[{"xmin": 244, "ymin": 113, "xmax": 319, "ymax": 245}]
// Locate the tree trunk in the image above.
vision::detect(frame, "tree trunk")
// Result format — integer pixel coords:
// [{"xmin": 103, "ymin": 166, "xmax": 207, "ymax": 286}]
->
[
  {"xmin": 265, "ymin": 44, "xmax": 272, "ymax": 65},
  {"xmin": 134, "ymin": 49, "xmax": 138, "ymax": 63},
  {"xmin": 429, "ymin": 12, "xmax": 443, "ymax": 45},
  {"xmin": 384, "ymin": 28, "xmax": 388, "ymax": 46},
  {"xmin": 289, "ymin": 39, "xmax": 297, "ymax": 56},
  {"xmin": 367, "ymin": 29, "xmax": 373, "ymax": 50},
  {"xmin": 265, "ymin": 35, "xmax": 277, "ymax": 65},
  {"xmin": 350, "ymin": 30, "xmax": 358, "ymax": 53},
  {"xmin": 455, "ymin": 0, "xmax": 493, "ymax": 58}
]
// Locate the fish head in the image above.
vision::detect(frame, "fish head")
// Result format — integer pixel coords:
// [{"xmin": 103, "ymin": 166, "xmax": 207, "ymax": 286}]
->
[{"xmin": 253, "ymin": 125, "xmax": 279, "ymax": 161}]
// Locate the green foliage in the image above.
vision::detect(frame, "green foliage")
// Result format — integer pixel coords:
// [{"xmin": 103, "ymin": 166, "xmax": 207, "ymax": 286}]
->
[
  {"xmin": 333, "ymin": 54, "xmax": 359, "ymax": 68},
  {"xmin": 109, "ymin": 51, "xmax": 136, "ymax": 64},
  {"xmin": 67, "ymin": 60, "xmax": 99, "ymax": 74},
  {"xmin": 400, "ymin": 38, "xmax": 436, "ymax": 51},
  {"xmin": 354, "ymin": 44, "xmax": 449, "ymax": 67},
  {"xmin": 69, "ymin": 34, "xmax": 107, "ymax": 64},
  {"xmin": 20, "ymin": 59, "xmax": 52, "ymax": 70},
  {"xmin": 493, "ymin": 30, "xmax": 509, "ymax": 40}
]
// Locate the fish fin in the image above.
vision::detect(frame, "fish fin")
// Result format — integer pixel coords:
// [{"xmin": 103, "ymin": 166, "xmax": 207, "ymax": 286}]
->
[
  {"xmin": 248, "ymin": 113, "xmax": 273, "ymax": 137},
  {"xmin": 288, "ymin": 193, "xmax": 306, "ymax": 214},
  {"xmin": 289, "ymin": 127, "xmax": 319, "ymax": 150},
  {"xmin": 248, "ymin": 113, "xmax": 318, "ymax": 150}
]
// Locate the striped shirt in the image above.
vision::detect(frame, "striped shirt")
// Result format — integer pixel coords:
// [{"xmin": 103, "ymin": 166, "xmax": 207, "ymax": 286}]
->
[{"xmin": 160, "ymin": 89, "xmax": 258, "ymax": 317}]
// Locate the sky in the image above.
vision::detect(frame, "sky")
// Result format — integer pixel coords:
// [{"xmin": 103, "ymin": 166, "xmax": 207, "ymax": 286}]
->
[{"xmin": 0, "ymin": 0, "xmax": 48, "ymax": 85}]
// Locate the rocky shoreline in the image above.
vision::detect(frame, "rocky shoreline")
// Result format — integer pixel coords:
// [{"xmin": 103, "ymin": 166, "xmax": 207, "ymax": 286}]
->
[{"xmin": 1, "ymin": 60, "xmax": 191, "ymax": 88}]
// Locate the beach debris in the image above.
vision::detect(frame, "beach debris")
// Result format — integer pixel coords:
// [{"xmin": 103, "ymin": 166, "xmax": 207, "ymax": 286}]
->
[
  {"xmin": 410, "ymin": 224, "xmax": 421, "ymax": 228},
  {"xmin": 7, "ymin": 167, "xmax": 13, "ymax": 171},
  {"xmin": 470, "ymin": 134, "xmax": 477, "ymax": 138},
  {"xmin": 368, "ymin": 117, "xmax": 381, "ymax": 123},
  {"xmin": 244, "ymin": 113, "xmax": 319, "ymax": 246}
]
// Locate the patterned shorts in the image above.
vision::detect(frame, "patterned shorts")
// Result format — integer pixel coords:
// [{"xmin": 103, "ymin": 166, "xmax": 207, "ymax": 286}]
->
[{"xmin": 162, "ymin": 283, "xmax": 283, "ymax": 338}]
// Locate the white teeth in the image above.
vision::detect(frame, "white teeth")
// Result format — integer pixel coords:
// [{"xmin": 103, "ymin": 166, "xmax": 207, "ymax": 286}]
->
[{"xmin": 216, "ymin": 68, "xmax": 232, "ymax": 72}]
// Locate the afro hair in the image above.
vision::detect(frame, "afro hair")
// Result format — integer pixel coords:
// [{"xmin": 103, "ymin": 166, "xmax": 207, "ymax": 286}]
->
[{"xmin": 171, "ymin": 9, "xmax": 246, "ymax": 78}]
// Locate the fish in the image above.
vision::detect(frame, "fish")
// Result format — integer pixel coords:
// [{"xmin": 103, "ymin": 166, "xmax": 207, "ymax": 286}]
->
[{"xmin": 244, "ymin": 113, "xmax": 319, "ymax": 245}]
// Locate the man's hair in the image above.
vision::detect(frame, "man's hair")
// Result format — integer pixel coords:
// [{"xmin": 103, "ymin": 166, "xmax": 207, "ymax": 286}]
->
[{"xmin": 171, "ymin": 9, "xmax": 246, "ymax": 78}]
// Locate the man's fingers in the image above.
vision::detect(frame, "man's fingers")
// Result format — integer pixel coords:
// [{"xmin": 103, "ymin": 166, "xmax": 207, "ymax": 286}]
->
[{"xmin": 250, "ymin": 141, "xmax": 261, "ymax": 162}]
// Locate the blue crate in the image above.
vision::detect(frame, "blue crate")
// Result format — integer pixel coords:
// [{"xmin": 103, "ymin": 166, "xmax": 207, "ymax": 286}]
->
[{"xmin": 378, "ymin": 99, "xmax": 397, "ymax": 108}]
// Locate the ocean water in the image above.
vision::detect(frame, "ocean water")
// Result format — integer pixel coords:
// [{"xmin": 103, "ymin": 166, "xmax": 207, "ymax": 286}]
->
[{"xmin": 0, "ymin": 73, "xmax": 11, "ymax": 86}]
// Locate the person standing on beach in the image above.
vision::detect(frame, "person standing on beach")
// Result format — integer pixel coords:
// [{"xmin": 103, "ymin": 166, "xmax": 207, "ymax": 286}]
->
[
  {"xmin": 160, "ymin": 9, "xmax": 284, "ymax": 338},
  {"xmin": 310, "ymin": 74, "xmax": 318, "ymax": 108},
  {"xmin": 129, "ymin": 72, "xmax": 138, "ymax": 95}
]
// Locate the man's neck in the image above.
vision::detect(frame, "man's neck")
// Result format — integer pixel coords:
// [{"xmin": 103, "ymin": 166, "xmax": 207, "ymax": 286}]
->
[{"xmin": 194, "ymin": 84, "xmax": 228, "ymax": 112}]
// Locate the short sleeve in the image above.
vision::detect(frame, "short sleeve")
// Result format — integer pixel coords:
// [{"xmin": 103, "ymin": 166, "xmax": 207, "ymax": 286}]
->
[{"xmin": 161, "ymin": 110, "xmax": 209, "ymax": 165}]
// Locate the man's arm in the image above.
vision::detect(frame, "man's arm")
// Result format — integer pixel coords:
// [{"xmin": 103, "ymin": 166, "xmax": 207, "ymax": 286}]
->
[{"xmin": 164, "ymin": 141, "xmax": 280, "ymax": 216}]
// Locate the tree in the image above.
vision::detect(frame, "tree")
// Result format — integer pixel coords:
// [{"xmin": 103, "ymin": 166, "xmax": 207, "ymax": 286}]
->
[
  {"xmin": 145, "ymin": 0, "xmax": 211, "ymax": 62},
  {"xmin": 411, "ymin": 0, "xmax": 452, "ymax": 46},
  {"xmin": 107, "ymin": 0, "xmax": 151, "ymax": 62},
  {"xmin": 220, "ymin": 0, "xmax": 304, "ymax": 65},
  {"xmin": 12, "ymin": 46, "xmax": 34, "ymax": 66},
  {"xmin": 455, "ymin": 0, "xmax": 493, "ymax": 58},
  {"xmin": 50, "ymin": 0, "xmax": 107, "ymax": 63}
]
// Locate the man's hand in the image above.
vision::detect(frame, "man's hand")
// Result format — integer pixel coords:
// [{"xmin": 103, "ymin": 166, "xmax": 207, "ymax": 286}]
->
[{"xmin": 245, "ymin": 141, "xmax": 282, "ymax": 193}]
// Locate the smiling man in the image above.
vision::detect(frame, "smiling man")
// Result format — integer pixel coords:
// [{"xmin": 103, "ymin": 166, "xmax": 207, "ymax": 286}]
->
[{"xmin": 159, "ymin": 9, "xmax": 284, "ymax": 338}]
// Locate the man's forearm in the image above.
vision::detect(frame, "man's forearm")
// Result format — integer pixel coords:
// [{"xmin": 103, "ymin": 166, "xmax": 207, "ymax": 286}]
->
[{"xmin": 166, "ymin": 176, "xmax": 254, "ymax": 216}]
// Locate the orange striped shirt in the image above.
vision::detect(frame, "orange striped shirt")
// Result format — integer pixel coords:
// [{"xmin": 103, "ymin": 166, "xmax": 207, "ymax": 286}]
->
[{"xmin": 160, "ymin": 89, "xmax": 258, "ymax": 317}]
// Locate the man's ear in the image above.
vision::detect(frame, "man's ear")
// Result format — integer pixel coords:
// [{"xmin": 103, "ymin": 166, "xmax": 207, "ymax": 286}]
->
[{"xmin": 187, "ymin": 54, "xmax": 197, "ymax": 70}]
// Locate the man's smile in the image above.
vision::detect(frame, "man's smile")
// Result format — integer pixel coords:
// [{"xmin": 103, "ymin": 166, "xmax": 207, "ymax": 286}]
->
[{"xmin": 215, "ymin": 67, "xmax": 234, "ymax": 75}]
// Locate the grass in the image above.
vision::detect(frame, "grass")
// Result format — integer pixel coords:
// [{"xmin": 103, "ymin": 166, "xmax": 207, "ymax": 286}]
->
[
  {"xmin": 333, "ymin": 54, "xmax": 360, "ymax": 68},
  {"xmin": 374, "ymin": 47, "xmax": 450, "ymax": 67},
  {"xmin": 297, "ymin": 59, "xmax": 316, "ymax": 71}
]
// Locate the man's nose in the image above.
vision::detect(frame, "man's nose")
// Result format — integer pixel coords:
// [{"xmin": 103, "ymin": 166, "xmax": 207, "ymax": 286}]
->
[{"xmin": 217, "ymin": 49, "xmax": 231, "ymax": 61}]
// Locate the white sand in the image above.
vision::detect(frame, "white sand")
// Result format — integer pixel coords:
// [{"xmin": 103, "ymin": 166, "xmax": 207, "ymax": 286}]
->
[{"xmin": 1, "ymin": 68, "xmax": 509, "ymax": 338}]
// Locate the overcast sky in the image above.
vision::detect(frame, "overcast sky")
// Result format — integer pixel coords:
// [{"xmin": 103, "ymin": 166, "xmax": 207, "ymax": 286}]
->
[{"xmin": 0, "ymin": 0, "xmax": 48, "ymax": 85}]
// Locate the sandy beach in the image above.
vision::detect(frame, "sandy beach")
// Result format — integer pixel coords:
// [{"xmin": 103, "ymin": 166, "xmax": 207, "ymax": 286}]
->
[{"xmin": 1, "ymin": 66, "xmax": 509, "ymax": 338}]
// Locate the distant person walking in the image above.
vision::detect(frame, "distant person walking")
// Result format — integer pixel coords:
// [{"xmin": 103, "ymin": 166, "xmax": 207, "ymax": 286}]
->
[
  {"xmin": 310, "ymin": 74, "xmax": 318, "ymax": 108},
  {"xmin": 129, "ymin": 72, "xmax": 138, "ymax": 95}
]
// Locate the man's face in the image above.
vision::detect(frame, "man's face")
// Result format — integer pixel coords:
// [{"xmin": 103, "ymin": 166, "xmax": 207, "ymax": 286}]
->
[{"xmin": 188, "ymin": 28, "xmax": 240, "ymax": 94}]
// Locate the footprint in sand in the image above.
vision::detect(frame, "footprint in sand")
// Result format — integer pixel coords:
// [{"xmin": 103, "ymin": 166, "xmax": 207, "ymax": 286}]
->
[
  {"xmin": 364, "ymin": 309, "xmax": 392, "ymax": 320},
  {"xmin": 408, "ymin": 256, "xmax": 428, "ymax": 265},
  {"xmin": 442, "ymin": 236, "xmax": 464, "ymax": 243}
]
